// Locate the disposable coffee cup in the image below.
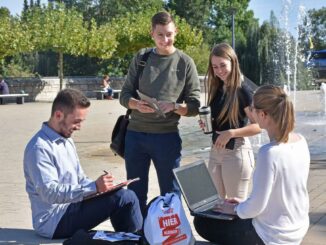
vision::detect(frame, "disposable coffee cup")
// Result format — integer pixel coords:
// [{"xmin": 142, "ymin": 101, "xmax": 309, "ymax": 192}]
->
[{"xmin": 199, "ymin": 106, "xmax": 212, "ymax": 134}]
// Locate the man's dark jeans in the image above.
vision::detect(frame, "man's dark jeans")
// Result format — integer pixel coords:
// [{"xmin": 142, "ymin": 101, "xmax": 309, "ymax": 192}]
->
[
  {"xmin": 125, "ymin": 130, "xmax": 182, "ymax": 215},
  {"xmin": 53, "ymin": 189, "xmax": 143, "ymax": 239},
  {"xmin": 194, "ymin": 216, "xmax": 265, "ymax": 245}
]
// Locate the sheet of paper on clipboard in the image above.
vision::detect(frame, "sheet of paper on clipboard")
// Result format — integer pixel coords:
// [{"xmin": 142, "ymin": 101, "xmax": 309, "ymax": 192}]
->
[
  {"xmin": 136, "ymin": 90, "xmax": 166, "ymax": 118},
  {"xmin": 84, "ymin": 177, "xmax": 140, "ymax": 200}
]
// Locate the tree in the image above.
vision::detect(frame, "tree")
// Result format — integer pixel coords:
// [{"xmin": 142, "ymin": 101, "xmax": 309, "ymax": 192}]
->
[
  {"xmin": 204, "ymin": 0, "xmax": 253, "ymax": 46},
  {"xmin": 0, "ymin": 6, "xmax": 10, "ymax": 18},
  {"xmin": 53, "ymin": 0, "xmax": 164, "ymax": 25},
  {"xmin": 257, "ymin": 15, "xmax": 284, "ymax": 86},
  {"xmin": 111, "ymin": 9, "xmax": 203, "ymax": 58},
  {"xmin": 24, "ymin": 5, "xmax": 86, "ymax": 88},
  {"xmin": 237, "ymin": 20, "xmax": 260, "ymax": 84},
  {"xmin": 0, "ymin": 13, "xmax": 32, "ymax": 73},
  {"xmin": 166, "ymin": 0, "xmax": 211, "ymax": 31},
  {"xmin": 86, "ymin": 19, "xmax": 117, "ymax": 59},
  {"xmin": 307, "ymin": 7, "xmax": 326, "ymax": 50},
  {"xmin": 24, "ymin": 3, "xmax": 117, "ymax": 89}
]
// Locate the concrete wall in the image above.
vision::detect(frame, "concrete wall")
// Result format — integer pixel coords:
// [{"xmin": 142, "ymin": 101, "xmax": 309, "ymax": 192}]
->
[
  {"xmin": 5, "ymin": 76, "xmax": 126, "ymax": 102},
  {"xmin": 5, "ymin": 76, "xmax": 206, "ymax": 102}
]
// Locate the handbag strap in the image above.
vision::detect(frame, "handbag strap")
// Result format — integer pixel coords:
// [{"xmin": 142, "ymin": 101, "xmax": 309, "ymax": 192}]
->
[{"xmin": 127, "ymin": 48, "xmax": 153, "ymax": 116}]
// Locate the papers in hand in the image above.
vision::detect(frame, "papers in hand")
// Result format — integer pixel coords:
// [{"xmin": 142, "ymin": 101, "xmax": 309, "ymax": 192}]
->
[
  {"xmin": 84, "ymin": 177, "xmax": 140, "ymax": 200},
  {"xmin": 136, "ymin": 90, "xmax": 166, "ymax": 118}
]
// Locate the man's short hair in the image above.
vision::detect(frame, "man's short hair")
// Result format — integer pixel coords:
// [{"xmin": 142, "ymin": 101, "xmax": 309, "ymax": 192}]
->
[
  {"xmin": 51, "ymin": 88, "xmax": 90, "ymax": 116},
  {"xmin": 151, "ymin": 11, "xmax": 175, "ymax": 29}
]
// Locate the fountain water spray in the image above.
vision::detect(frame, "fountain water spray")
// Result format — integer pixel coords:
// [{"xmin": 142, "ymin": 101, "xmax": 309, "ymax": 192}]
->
[{"xmin": 321, "ymin": 83, "xmax": 326, "ymax": 114}]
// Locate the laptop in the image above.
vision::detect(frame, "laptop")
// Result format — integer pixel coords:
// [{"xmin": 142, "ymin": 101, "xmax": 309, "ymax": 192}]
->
[{"xmin": 173, "ymin": 160, "xmax": 237, "ymax": 220}]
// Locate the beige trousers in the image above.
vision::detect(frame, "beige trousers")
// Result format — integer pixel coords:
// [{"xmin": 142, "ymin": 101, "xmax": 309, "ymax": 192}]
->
[{"xmin": 208, "ymin": 137, "xmax": 254, "ymax": 200}]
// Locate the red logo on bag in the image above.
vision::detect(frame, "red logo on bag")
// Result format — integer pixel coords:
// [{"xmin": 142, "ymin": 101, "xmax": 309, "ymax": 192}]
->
[
  {"xmin": 159, "ymin": 214, "xmax": 180, "ymax": 229},
  {"xmin": 159, "ymin": 214, "xmax": 187, "ymax": 245}
]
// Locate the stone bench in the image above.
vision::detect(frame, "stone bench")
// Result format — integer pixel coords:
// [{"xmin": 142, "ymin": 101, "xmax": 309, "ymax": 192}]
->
[
  {"xmin": 0, "ymin": 93, "xmax": 29, "ymax": 104},
  {"xmin": 94, "ymin": 89, "xmax": 121, "ymax": 100}
]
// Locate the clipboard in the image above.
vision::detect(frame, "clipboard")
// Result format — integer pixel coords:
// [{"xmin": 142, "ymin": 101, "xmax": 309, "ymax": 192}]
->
[
  {"xmin": 84, "ymin": 177, "xmax": 140, "ymax": 200},
  {"xmin": 136, "ymin": 90, "xmax": 166, "ymax": 118}
]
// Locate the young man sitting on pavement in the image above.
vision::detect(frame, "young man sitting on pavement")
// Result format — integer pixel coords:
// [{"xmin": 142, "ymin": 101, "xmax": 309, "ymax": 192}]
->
[{"xmin": 23, "ymin": 88, "xmax": 142, "ymax": 239}]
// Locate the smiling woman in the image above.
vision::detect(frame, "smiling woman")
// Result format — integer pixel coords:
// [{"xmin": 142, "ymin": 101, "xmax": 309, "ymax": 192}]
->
[{"xmin": 201, "ymin": 42, "xmax": 261, "ymax": 202}]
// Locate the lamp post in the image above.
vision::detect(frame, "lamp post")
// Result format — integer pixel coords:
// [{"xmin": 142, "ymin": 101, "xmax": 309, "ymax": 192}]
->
[{"xmin": 229, "ymin": 7, "xmax": 237, "ymax": 49}]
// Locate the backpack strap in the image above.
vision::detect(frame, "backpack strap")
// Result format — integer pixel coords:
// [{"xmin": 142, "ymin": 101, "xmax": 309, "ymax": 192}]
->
[
  {"xmin": 135, "ymin": 48, "xmax": 152, "ymax": 91},
  {"xmin": 127, "ymin": 48, "xmax": 152, "ymax": 115}
]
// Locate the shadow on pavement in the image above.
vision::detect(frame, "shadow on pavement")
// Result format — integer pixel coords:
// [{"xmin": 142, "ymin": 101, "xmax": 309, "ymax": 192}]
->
[
  {"xmin": 0, "ymin": 228, "xmax": 63, "ymax": 245},
  {"xmin": 309, "ymin": 212, "xmax": 326, "ymax": 226},
  {"xmin": 310, "ymin": 159, "xmax": 326, "ymax": 170}
]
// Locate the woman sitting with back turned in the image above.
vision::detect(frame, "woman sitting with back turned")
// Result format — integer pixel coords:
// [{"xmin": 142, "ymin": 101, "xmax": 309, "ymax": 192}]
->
[{"xmin": 194, "ymin": 85, "xmax": 310, "ymax": 245}]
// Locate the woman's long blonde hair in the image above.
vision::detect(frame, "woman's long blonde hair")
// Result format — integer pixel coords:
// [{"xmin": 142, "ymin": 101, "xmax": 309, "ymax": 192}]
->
[
  {"xmin": 206, "ymin": 43, "xmax": 242, "ymax": 128},
  {"xmin": 253, "ymin": 85, "xmax": 295, "ymax": 143}
]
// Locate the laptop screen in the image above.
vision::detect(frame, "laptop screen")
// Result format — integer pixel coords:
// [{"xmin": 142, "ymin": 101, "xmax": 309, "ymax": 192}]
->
[{"xmin": 173, "ymin": 160, "xmax": 219, "ymax": 210}]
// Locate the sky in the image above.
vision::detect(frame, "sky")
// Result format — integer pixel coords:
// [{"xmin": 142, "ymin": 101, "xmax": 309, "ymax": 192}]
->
[
  {"xmin": 0, "ymin": 0, "xmax": 325, "ymax": 35},
  {"xmin": 248, "ymin": 0, "xmax": 325, "ymax": 35}
]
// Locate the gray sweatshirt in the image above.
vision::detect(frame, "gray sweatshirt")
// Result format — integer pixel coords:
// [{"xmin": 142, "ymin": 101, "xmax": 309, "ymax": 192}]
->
[{"xmin": 120, "ymin": 48, "xmax": 201, "ymax": 133}]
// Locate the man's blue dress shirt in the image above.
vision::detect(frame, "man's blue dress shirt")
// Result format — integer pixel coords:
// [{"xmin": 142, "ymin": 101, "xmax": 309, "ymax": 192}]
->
[{"xmin": 23, "ymin": 123, "xmax": 97, "ymax": 238}]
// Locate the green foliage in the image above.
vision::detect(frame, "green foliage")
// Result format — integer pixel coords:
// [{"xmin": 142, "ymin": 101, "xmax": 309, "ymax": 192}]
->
[
  {"xmin": 110, "ymin": 9, "xmax": 155, "ymax": 57},
  {"xmin": 184, "ymin": 44, "xmax": 210, "ymax": 75},
  {"xmin": 0, "ymin": 7, "xmax": 11, "ymax": 18},
  {"xmin": 0, "ymin": 15, "xmax": 32, "ymax": 61},
  {"xmin": 308, "ymin": 7, "xmax": 326, "ymax": 50},
  {"xmin": 1, "ymin": 0, "xmax": 324, "ymax": 86},
  {"xmin": 296, "ymin": 61, "xmax": 315, "ymax": 90},
  {"xmin": 174, "ymin": 15, "xmax": 203, "ymax": 50},
  {"xmin": 57, "ymin": 0, "xmax": 164, "ymax": 25},
  {"xmin": 2, "ymin": 57, "xmax": 35, "ymax": 77},
  {"xmin": 206, "ymin": 0, "xmax": 253, "ymax": 46},
  {"xmin": 237, "ymin": 20, "xmax": 260, "ymax": 84},
  {"xmin": 86, "ymin": 19, "xmax": 117, "ymax": 59},
  {"xmin": 110, "ymin": 9, "xmax": 203, "ymax": 58},
  {"xmin": 166, "ymin": 0, "xmax": 211, "ymax": 31},
  {"xmin": 24, "ymin": 4, "xmax": 88, "ymax": 55}
]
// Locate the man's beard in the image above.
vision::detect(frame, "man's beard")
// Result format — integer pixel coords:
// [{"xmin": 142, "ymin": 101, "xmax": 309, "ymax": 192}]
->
[{"xmin": 58, "ymin": 120, "xmax": 73, "ymax": 138}]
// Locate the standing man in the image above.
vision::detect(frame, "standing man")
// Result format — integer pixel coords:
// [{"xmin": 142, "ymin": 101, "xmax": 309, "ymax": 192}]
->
[
  {"xmin": 24, "ymin": 88, "xmax": 142, "ymax": 239},
  {"xmin": 120, "ymin": 11, "xmax": 201, "ymax": 215}
]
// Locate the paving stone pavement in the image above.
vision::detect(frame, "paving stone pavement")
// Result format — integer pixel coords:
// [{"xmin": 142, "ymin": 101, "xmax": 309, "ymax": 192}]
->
[{"xmin": 0, "ymin": 90, "xmax": 325, "ymax": 244}]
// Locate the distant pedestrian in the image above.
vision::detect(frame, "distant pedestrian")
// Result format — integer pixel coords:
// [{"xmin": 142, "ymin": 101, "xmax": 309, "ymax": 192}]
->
[{"xmin": 0, "ymin": 76, "xmax": 9, "ymax": 94}]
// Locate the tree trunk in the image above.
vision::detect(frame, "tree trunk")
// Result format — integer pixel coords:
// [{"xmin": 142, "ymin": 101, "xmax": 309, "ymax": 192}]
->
[{"xmin": 58, "ymin": 51, "xmax": 64, "ymax": 90}]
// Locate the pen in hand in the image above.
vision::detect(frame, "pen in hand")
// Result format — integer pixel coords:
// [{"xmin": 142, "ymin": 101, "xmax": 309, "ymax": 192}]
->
[{"xmin": 103, "ymin": 170, "xmax": 111, "ymax": 175}]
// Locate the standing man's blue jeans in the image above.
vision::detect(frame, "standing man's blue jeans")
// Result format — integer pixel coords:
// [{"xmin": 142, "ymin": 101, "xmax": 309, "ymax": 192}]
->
[
  {"xmin": 52, "ymin": 189, "xmax": 143, "ymax": 239},
  {"xmin": 125, "ymin": 130, "xmax": 182, "ymax": 215}
]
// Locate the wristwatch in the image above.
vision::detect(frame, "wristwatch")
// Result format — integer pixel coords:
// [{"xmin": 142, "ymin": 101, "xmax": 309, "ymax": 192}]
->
[{"xmin": 173, "ymin": 102, "xmax": 180, "ymax": 111}]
